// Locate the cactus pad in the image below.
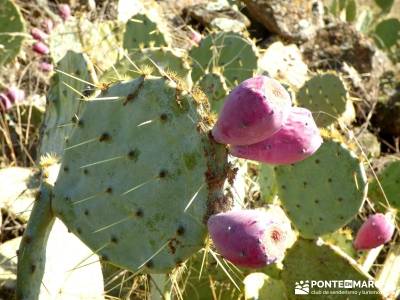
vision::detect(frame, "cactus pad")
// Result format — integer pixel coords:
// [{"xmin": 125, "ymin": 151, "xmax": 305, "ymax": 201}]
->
[
  {"xmin": 101, "ymin": 47, "xmax": 191, "ymax": 85},
  {"xmin": 189, "ymin": 32, "xmax": 258, "ymax": 86},
  {"xmin": 374, "ymin": 18, "xmax": 400, "ymax": 49},
  {"xmin": 296, "ymin": 73, "xmax": 350, "ymax": 127},
  {"xmin": 0, "ymin": 0, "xmax": 26, "ymax": 65},
  {"xmin": 258, "ymin": 164, "xmax": 277, "ymax": 204},
  {"xmin": 52, "ymin": 75, "xmax": 228, "ymax": 273},
  {"xmin": 49, "ymin": 18, "xmax": 122, "ymax": 70},
  {"xmin": 274, "ymin": 140, "xmax": 367, "ymax": 238},
  {"xmin": 369, "ymin": 160, "xmax": 400, "ymax": 211},
  {"xmin": 197, "ymin": 72, "xmax": 229, "ymax": 113},
  {"xmin": 282, "ymin": 239, "xmax": 381, "ymax": 300},
  {"xmin": 123, "ymin": 14, "xmax": 168, "ymax": 50},
  {"xmin": 39, "ymin": 51, "xmax": 97, "ymax": 157}
]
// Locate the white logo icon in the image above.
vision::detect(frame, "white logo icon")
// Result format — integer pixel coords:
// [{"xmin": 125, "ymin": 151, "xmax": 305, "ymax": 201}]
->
[
  {"xmin": 344, "ymin": 280, "xmax": 353, "ymax": 288},
  {"xmin": 295, "ymin": 280, "xmax": 310, "ymax": 295}
]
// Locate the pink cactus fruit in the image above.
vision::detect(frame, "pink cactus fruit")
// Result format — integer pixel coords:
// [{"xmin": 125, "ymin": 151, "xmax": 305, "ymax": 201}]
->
[
  {"xmin": 207, "ymin": 209, "xmax": 289, "ymax": 268},
  {"xmin": 212, "ymin": 76, "xmax": 292, "ymax": 146},
  {"xmin": 6, "ymin": 86, "xmax": 25, "ymax": 103},
  {"xmin": 188, "ymin": 28, "xmax": 202, "ymax": 44},
  {"xmin": 38, "ymin": 61, "xmax": 54, "ymax": 72},
  {"xmin": 0, "ymin": 93, "xmax": 13, "ymax": 112},
  {"xmin": 231, "ymin": 107, "xmax": 322, "ymax": 165},
  {"xmin": 42, "ymin": 19, "xmax": 54, "ymax": 33},
  {"xmin": 31, "ymin": 27, "xmax": 49, "ymax": 41},
  {"xmin": 33, "ymin": 42, "xmax": 50, "ymax": 55},
  {"xmin": 58, "ymin": 4, "xmax": 71, "ymax": 21},
  {"xmin": 354, "ymin": 213, "xmax": 395, "ymax": 250}
]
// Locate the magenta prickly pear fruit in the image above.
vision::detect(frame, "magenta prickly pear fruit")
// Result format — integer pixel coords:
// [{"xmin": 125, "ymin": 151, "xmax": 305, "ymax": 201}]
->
[
  {"xmin": 212, "ymin": 76, "xmax": 292, "ymax": 146},
  {"xmin": 42, "ymin": 19, "xmax": 54, "ymax": 33},
  {"xmin": 354, "ymin": 213, "xmax": 395, "ymax": 250},
  {"xmin": 231, "ymin": 107, "xmax": 322, "ymax": 165},
  {"xmin": 188, "ymin": 28, "xmax": 202, "ymax": 45},
  {"xmin": 0, "ymin": 93, "xmax": 12, "ymax": 112},
  {"xmin": 33, "ymin": 42, "xmax": 50, "ymax": 55},
  {"xmin": 38, "ymin": 61, "xmax": 53, "ymax": 72},
  {"xmin": 207, "ymin": 209, "xmax": 289, "ymax": 268},
  {"xmin": 6, "ymin": 86, "xmax": 25, "ymax": 103},
  {"xmin": 31, "ymin": 28, "xmax": 49, "ymax": 41},
  {"xmin": 58, "ymin": 4, "xmax": 71, "ymax": 21}
]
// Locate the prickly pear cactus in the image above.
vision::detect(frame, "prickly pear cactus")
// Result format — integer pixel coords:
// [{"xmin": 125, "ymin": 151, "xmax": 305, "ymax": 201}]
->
[
  {"xmin": 369, "ymin": 160, "xmax": 400, "ymax": 211},
  {"xmin": 0, "ymin": 0, "xmax": 26, "ymax": 65},
  {"xmin": 198, "ymin": 72, "xmax": 229, "ymax": 113},
  {"xmin": 51, "ymin": 75, "xmax": 229, "ymax": 273},
  {"xmin": 273, "ymin": 139, "xmax": 367, "ymax": 238},
  {"xmin": 182, "ymin": 250, "xmax": 243, "ymax": 300},
  {"xmin": 258, "ymin": 164, "xmax": 277, "ymax": 204},
  {"xmin": 373, "ymin": 18, "xmax": 400, "ymax": 50},
  {"xmin": 282, "ymin": 239, "xmax": 381, "ymax": 300},
  {"xmin": 49, "ymin": 17, "xmax": 122, "ymax": 70},
  {"xmin": 101, "ymin": 47, "xmax": 191, "ymax": 86},
  {"xmin": 189, "ymin": 32, "xmax": 258, "ymax": 87},
  {"xmin": 123, "ymin": 14, "xmax": 168, "ymax": 50},
  {"xmin": 296, "ymin": 73, "xmax": 352, "ymax": 127},
  {"xmin": 39, "ymin": 51, "xmax": 97, "ymax": 157}
]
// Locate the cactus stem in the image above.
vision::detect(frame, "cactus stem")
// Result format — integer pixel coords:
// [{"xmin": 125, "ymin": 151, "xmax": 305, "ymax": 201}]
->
[{"xmin": 17, "ymin": 183, "xmax": 55, "ymax": 299}]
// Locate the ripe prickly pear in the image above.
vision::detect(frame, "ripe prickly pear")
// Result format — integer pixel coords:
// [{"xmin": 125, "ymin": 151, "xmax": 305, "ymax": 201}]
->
[
  {"xmin": 0, "ymin": 93, "xmax": 12, "ymax": 112},
  {"xmin": 38, "ymin": 61, "xmax": 53, "ymax": 72},
  {"xmin": 207, "ymin": 209, "xmax": 289, "ymax": 268},
  {"xmin": 212, "ymin": 76, "xmax": 292, "ymax": 146},
  {"xmin": 6, "ymin": 86, "xmax": 25, "ymax": 103},
  {"xmin": 188, "ymin": 28, "xmax": 202, "ymax": 45},
  {"xmin": 354, "ymin": 213, "xmax": 395, "ymax": 250},
  {"xmin": 58, "ymin": 4, "xmax": 71, "ymax": 21},
  {"xmin": 33, "ymin": 42, "xmax": 50, "ymax": 55},
  {"xmin": 31, "ymin": 28, "xmax": 49, "ymax": 41},
  {"xmin": 42, "ymin": 19, "xmax": 54, "ymax": 33},
  {"xmin": 231, "ymin": 107, "xmax": 322, "ymax": 165}
]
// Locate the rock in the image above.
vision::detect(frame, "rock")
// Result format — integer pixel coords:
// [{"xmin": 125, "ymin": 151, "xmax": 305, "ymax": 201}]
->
[
  {"xmin": 241, "ymin": 0, "xmax": 324, "ymax": 40},
  {"xmin": 0, "ymin": 237, "xmax": 21, "ymax": 295},
  {"xmin": 185, "ymin": 1, "xmax": 250, "ymax": 32},
  {"xmin": 39, "ymin": 220, "xmax": 104, "ymax": 299},
  {"xmin": 372, "ymin": 90, "xmax": 400, "ymax": 138},
  {"xmin": 259, "ymin": 41, "xmax": 308, "ymax": 88},
  {"xmin": 0, "ymin": 167, "xmax": 38, "ymax": 222},
  {"xmin": 301, "ymin": 21, "xmax": 375, "ymax": 74}
]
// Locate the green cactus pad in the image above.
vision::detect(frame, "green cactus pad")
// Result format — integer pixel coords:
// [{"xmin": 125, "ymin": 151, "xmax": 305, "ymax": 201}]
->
[
  {"xmin": 52, "ymin": 76, "xmax": 228, "ymax": 273},
  {"xmin": 100, "ymin": 47, "xmax": 191, "ymax": 86},
  {"xmin": 123, "ymin": 14, "xmax": 168, "ymax": 50},
  {"xmin": 49, "ymin": 18, "xmax": 122, "ymax": 70},
  {"xmin": 197, "ymin": 72, "xmax": 229, "ymax": 113},
  {"xmin": 39, "ymin": 51, "xmax": 97, "ymax": 157},
  {"xmin": 0, "ymin": 0, "xmax": 26, "ymax": 65},
  {"xmin": 258, "ymin": 164, "xmax": 277, "ymax": 204},
  {"xmin": 181, "ymin": 250, "xmax": 243, "ymax": 300},
  {"xmin": 369, "ymin": 160, "xmax": 400, "ymax": 211},
  {"xmin": 322, "ymin": 228, "xmax": 357, "ymax": 258},
  {"xmin": 274, "ymin": 140, "xmax": 367, "ymax": 238},
  {"xmin": 296, "ymin": 73, "xmax": 350, "ymax": 127},
  {"xmin": 282, "ymin": 239, "xmax": 381, "ymax": 300},
  {"xmin": 189, "ymin": 32, "xmax": 258, "ymax": 86},
  {"xmin": 373, "ymin": 18, "xmax": 400, "ymax": 49}
]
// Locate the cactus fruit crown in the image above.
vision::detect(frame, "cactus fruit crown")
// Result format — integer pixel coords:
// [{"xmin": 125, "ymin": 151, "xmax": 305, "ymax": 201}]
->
[{"xmin": 51, "ymin": 72, "xmax": 230, "ymax": 273}]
